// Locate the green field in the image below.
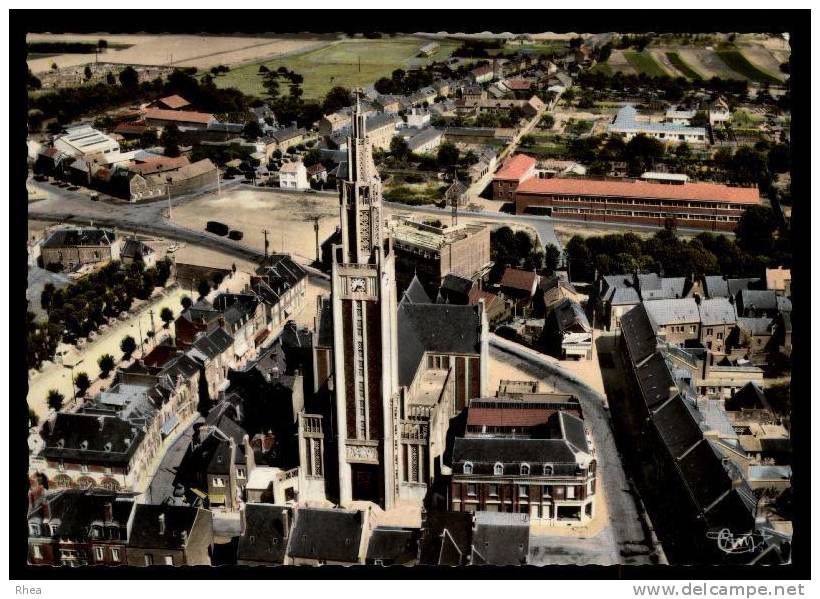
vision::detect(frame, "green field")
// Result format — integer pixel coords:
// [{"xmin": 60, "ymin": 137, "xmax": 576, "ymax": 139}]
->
[
  {"xmin": 623, "ymin": 50, "xmax": 668, "ymax": 77},
  {"xmin": 715, "ymin": 50, "xmax": 782, "ymax": 84},
  {"xmin": 590, "ymin": 62, "xmax": 613, "ymax": 76},
  {"xmin": 491, "ymin": 41, "xmax": 568, "ymax": 57},
  {"xmin": 212, "ymin": 38, "xmax": 459, "ymax": 100},
  {"xmin": 666, "ymin": 52, "xmax": 703, "ymax": 79}
]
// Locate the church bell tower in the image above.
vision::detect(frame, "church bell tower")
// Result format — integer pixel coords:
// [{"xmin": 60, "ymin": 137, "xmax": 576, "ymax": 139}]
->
[{"xmin": 330, "ymin": 91, "xmax": 400, "ymax": 509}]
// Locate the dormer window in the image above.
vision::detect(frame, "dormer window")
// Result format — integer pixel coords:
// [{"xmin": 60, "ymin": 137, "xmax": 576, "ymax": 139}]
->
[
  {"xmin": 494, "ymin": 462, "xmax": 504, "ymax": 476},
  {"xmin": 520, "ymin": 463, "xmax": 530, "ymax": 476},
  {"xmin": 463, "ymin": 462, "xmax": 473, "ymax": 475},
  {"xmin": 543, "ymin": 465, "xmax": 554, "ymax": 476},
  {"xmin": 28, "ymin": 523, "xmax": 40, "ymax": 537}
]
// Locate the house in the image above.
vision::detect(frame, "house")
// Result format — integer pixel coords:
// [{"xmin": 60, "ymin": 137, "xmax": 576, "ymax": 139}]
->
[
  {"xmin": 27, "ymin": 489, "xmax": 136, "ymax": 566},
  {"xmin": 405, "ymin": 107, "xmax": 431, "ymax": 129},
  {"xmin": 405, "ymin": 126, "xmax": 443, "ymax": 154},
  {"xmin": 365, "ymin": 527, "xmax": 419, "ymax": 566},
  {"xmin": 499, "ymin": 267, "xmax": 539, "ymax": 311},
  {"xmin": 319, "ymin": 112, "xmax": 352, "ymax": 136},
  {"xmin": 540, "ymin": 273, "xmax": 584, "ymax": 313},
  {"xmin": 127, "ymin": 158, "xmax": 219, "ymax": 202},
  {"xmin": 306, "ymin": 163, "xmax": 327, "ymax": 183},
  {"xmin": 417, "ymin": 512, "xmax": 473, "ymax": 566},
  {"xmin": 236, "ymin": 504, "xmax": 292, "ymax": 566},
  {"xmin": 736, "ymin": 289, "xmax": 791, "ymax": 319},
  {"xmin": 471, "ymin": 64, "xmax": 495, "ymax": 84},
  {"xmin": 765, "ymin": 267, "xmax": 791, "ymax": 297},
  {"xmin": 268, "ymin": 125, "xmax": 307, "ymax": 153},
  {"xmin": 143, "ymin": 108, "xmax": 215, "ymax": 130},
  {"xmin": 40, "ymin": 227, "xmax": 121, "ymax": 270},
  {"xmin": 249, "ymin": 254, "xmax": 309, "ymax": 334},
  {"xmin": 444, "ymin": 177, "xmax": 469, "ymax": 208},
  {"xmin": 120, "ymin": 238, "xmax": 156, "ymax": 268},
  {"xmin": 126, "ymin": 504, "xmax": 214, "ymax": 566},
  {"xmin": 286, "ymin": 507, "xmax": 368, "ymax": 565},
  {"xmin": 492, "ymin": 153, "xmax": 537, "ymax": 201},
  {"xmin": 665, "ymin": 109, "xmax": 697, "ymax": 125},
  {"xmin": 54, "ymin": 125, "xmax": 120, "ymax": 158},
  {"xmin": 437, "ymin": 273, "xmax": 474, "ymax": 305},
  {"xmin": 471, "ymin": 512, "xmax": 530, "ymax": 565},
  {"xmin": 702, "ymin": 275, "xmax": 760, "ymax": 299},
  {"xmin": 546, "ymin": 298, "xmax": 593, "ymax": 359},
  {"xmin": 449, "ymin": 382, "xmax": 596, "ymax": 523},
  {"xmin": 468, "ymin": 286, "xmax": 510, "ymax": 327},
  {"xmin": 152, "ymin": 95, "xmax": 191, "ymax": 111},
  {"xmin": 279, "ymin": 160, "xmax": 309, "ymax": 190}
]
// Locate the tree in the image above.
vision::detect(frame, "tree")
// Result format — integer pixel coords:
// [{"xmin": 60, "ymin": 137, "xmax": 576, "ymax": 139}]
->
[
  {"xmin": 540, "ymin": 113, "xmax": 555, "ymax": 129},
  {"xmin": 243, "ymin": 120, "xmax": 262, "ymax": 140},
  {"xmin": 181, "ymin": 295, "xmax": 193, "ymax": 310},
  {"xmin": 690, "ymin": 110, "xmax": 709, "ymax": 127},
  {"xmin": 120, "ymin": 335, "xmax": 137, "ymax": 360},
  {"xmin": 84, "ymin": 65, "xmax": 93, "ymax": 81},
  {"xmin": 735, "ymin": 205, "xmax": 777, "ymax": 255},
  {"xmin": 97, "ymin": 39, "xmax": 108, "ymax": 51},
  {"xmin": 322, "ymin": 86, "xmax": 353, "ymax": 115},
  {"xmin": 47, "ymin": 389, "xmax": 65, "ymax": 412},
  {"xmin": 675, "ymin": 142, "xmax": 692, "ymax": 159},
  {"xmin": 730, "ymin": 146, "xmax": 767, "ymax": 185},
  {"xmin": 390, "ymin": 136, "xmax": 410, "ymax": 160},
  {"xmin": 544, "ymin": 243, "xmax": 562, "ymax": 272},
  {"xmin": 29, "ymin": 407, "xmax": 39, "ymax": 429},
  {"xmin": 303, "ymin": 148, "xmax": 323, "ymax": 168},
  {"xmin": 140, "ymin": 128, "xmax": 158, "ymax": 147},
  {"xmin": 98, "ymin": 353, "xmax": 116, "ymax": 377},
  {"xmin": 161, "ymin": 123, "xmax": 181, "ymax": 157},
  {"xmin": 118, "ymin": 66, "xmax": 139, "ymax": 90},
  {"xmin": 767, "ymin": 144, "xmax": 790, "ymax": 174},
  {"xmin": 436, "ymin": 141, "xmax": 460, "ymax": 168},
  {"xmin": 106, "ymin": 71, "xmax": 116, "ymax": 85},
  {"xmin": 160, "ymin": 307, "xmax": 174, "ymax": 328},
  {"xmin": 74, "ymin": 372, "xmax": 91, "ymax": 397},
  {"xmin": 197, "ymin": 279, "xmax": 211, "ymax": 299}
]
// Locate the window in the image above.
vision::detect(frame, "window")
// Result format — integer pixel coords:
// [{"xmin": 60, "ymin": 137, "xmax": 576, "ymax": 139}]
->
[
  {"xmin": 494, "ymin": 462, "xmax": 504, "ymax": 476},
  {"xmin": 28, "ymin": 523, "xmax": 40, "ymax": 537},
  {"xmin": 111, "ymin": 548, "xmax": 120, "ymax": 562},
  {"xmin": 94, "ymin": 546, "xmax": 104, "ymax": 561},
  {"xmin": 144, "ymin": 554, "xmax": 153, "ymax": 566},
  {"xmin": 543, "ymin": 465, "xmax": 553, "ymax": 476},
  {"xmin": 212, "ymin": 477, "xmax": 225, "ymax": 488},
  {"xmin": 463, "ymin": 462, "xmax": 473, "ymax": 475},
  {"xmin": 49, "ymin": 524, "xmax": 58, "ymax": 536},
  {"xmin": 717, "ymin": 332, "xmax": 724, "ymax": 340},
  {"xmin": 518, "ymin": 485, "xmax": 528, "ymax": 499},
  {"xmin": 80, "ymin": 464, "xmax": 89, "ymax": 473},
  {"xmin": 489, "ymin": 484, "xmax": 499, "ymax": 497},
  {"xmin": 31, "ymin": 545, "xmax": 42, "ymax": 559},
  {"xmin": 566, "ymin": 486, "xmax": 576, "ymax": 499},
  {"xmin": 236, "ymin": 468, "xmax": 246, "ymax": 479},
  {"xmin": 163, "ymin": 556, "xmax": 174, "ymax": 566},
  {"xmin": 707, "ymin": 328, "xmax": 713, "ymax": 336},
  {"xmin": 690, "ymin": 325, "xmax": 697, "ymax": 333},
  {"xmin": 520, "ymin": 463, "xmax": 530, "ymax": 476},
  {"xmin": 542, "ymin": 485, "xmax": 551, "ymax": 498},
  {"xmin": 467, "ymin": 483, "xmax": 477, "ymax": 497}
]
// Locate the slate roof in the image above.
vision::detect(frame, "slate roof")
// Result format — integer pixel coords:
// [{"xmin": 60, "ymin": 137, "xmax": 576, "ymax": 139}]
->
[
  {"xmin": 736, "ymin": 316, "xmax": 773, "ymax": 336},
  {"xmin": 618, "ymin": 303, "xmax": 658, "ymax": 364},
  {"xmin": 452, "ymin": 437, "xmax": 580, "ymax": 467},
  {"xmin": 653, "ymin": 396, "xmax": 703, "ymax": 459},
  {"xmin": 702, "ymin": 276, "xmax": 758, "ymax": 298},
  {"xmin": 121, "ymin": 238, "xmax": 155, "ymax": 259},
  {"xmin": 366, "ymin": 527, "xmax": 418, "ymax": 564},
  {"xmin": 401, "ymin": 274, "xmax": 432, "ymax": 305},
  {"xmin": 440, "ymin": 273, "xmax": 473, "ymax": 298},
  {"xmin": 42, "ymin": 228, "xmax": 115, "ymax": 248},
  {"xmin": 676, "ymin": 439, "xmax": 734, "ymax": 511},
  {"xmin": 698, "ymin": 297, "xmax": 737, "ymax": 326},
  {"xmin": 552, "ymin": 298, "xmax": 590, "ymax": 333},
  {"xmin": 237, "ymin": 504, "xmax": 292, "ymax": 564},
  {"xmin": 187, "ymin": 327, "xmax": 234, "ymax": 362},
  {"xmin": 725, "ymin": 381, "xmax": 770, "ymax": 412},
  {"xmin": 418, "ymin": 512, "xmax": 473, "ymax": 566},
  {"xmin": 738, "ymin": 289, "xmax": 779, "ymax": 312},
  {"xmin": 644, "ymin": 298, "xmax": 700, "ymax": 327},
  {"xmin": 270, "ymin": 125, "xmax": 306, "ymax": 143},
  {"xmin": 397, "ymin": 302, "xmax": 482, "ymax": 386},
  {"xmin": 471, "ymin": 512, "xmax": 529, "ymax": 566},
  {"xmin": 42, "ymin": 413, "xmax": 144, "ymax": 465},
  {"xmin": 288, "ymin": 508, "xmax": 364, "ymax": 563},
  {"xmin": 128, "ymin": 504, "xmax": 206, "ymax": 550},
  {"xmin": 634, "ymin": 352, "xmax": 679, "ymax": 412},
  {"xmin": 637, "ymin": 275, "xmax": 687, "ymax": 300},
  {"xmin": 29, "ymin": 489, "xmax": 136, "ymax": 539}
]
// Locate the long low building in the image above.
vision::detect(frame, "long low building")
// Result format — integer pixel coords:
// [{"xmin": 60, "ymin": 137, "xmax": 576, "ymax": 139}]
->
[
  {"xmin": 608, "ymin": 105, "xmax": 707, "ymax": 144},
  {"xmin": 514, "ymin": 177, "xmax": 760, "ymax": 231}
]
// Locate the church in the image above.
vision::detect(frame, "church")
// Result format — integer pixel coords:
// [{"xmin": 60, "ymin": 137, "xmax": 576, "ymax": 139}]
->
[{"xmin": 313, "ymin": 95, "xmax": 489, "ymax": 511}]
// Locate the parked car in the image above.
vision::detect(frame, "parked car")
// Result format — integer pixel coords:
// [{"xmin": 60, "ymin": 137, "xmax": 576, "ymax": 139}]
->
[
  {"xmin": 228, "ymin": 230, "xmax": 244, "ymax": 241},
  {"xmin": 206, "ymin": 221, "xmax": 230, "ymax": 236}
]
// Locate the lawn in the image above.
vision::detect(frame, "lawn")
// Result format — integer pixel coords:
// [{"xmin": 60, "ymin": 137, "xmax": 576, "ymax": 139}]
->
[
  {"xmin": 211, "ymin": 37, "xmax": 459, "ymax": 100},
  {"xmin": 590, "ymin": 62, "xmax": 613, "ymax": 76},
  {"xmin": 492, "ymin": 41, "xmax": 569, "ymax": 58},
  {"xmin": 666, "ymin": 52, "xmax": 703, "ymax": 79},
  {"xmin": 623, "ymin": 50, "xmax": 668, "ymax": 77},
  {"xmin": 715, "ymin": 49, "xmax": 782, "ymax": 85}
]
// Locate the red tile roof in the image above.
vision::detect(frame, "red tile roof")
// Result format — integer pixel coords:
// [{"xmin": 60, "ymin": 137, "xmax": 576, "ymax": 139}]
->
[
  {"xmin": 158, "ymin": 95, "xmax": 191, "ymax": 110},
  {"xmin": 500, "ymin": 267, "xmax": 538, "ymax": 293},
  {"xmin": 516, "ymin": 177, "xmax": 761, "ymax": 205},
  {"xmin": 504, "ymin": 79, "xmax": 535, "ymax": 90},
  {"xmin": 306, "ymin": 163, "xmax": 326, "ymax": 175},
  {"xmin": 144, "ymin": 108, "xmax": 214, "ymax": 125},
  {"xmin": 114, "ymin": 122, "xmax": 148, "ymax": 135},
  {"xmin": 468, "ymin": 287, "xmax": 501, "ymax": 306},
  {"xmin": 472, "ymin": 64, "xmax": 493, "ymax": 76},
  {"xmin": 467, "ymin": 406, "xmax": 580, "ymax": 427},
  {"xmin": 494, "ymin": 153, "xmax": 537, "ymax": 181},
  {"xmin": 128, "ymin": 156, "xmax": 190, "ymax": 175}
]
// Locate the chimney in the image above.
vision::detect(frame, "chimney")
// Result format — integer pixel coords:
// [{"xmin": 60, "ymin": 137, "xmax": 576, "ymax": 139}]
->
[
  {"xmin": 158, "ymin": 512, "xmax": 166, "ymax": 535},
  {"xmin": 281, "ymin": 509, "xmax": 290, "ymax": 540},
  {"xmin": 181, "ymin": 529, "xmax": 188, "ymax": 546},
  {"xmin": 694, "ymin": 293, "xmax": 701, "ymax": 305},
  {"xmin": 103, "ymin": 502, "xmax": 113, "ymax": 523}
]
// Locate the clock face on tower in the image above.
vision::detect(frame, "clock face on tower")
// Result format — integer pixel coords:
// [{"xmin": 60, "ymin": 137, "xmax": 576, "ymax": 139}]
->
[{"xmin": 350, "ymin": 277, "xmax": 367, "ymax": 293}]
